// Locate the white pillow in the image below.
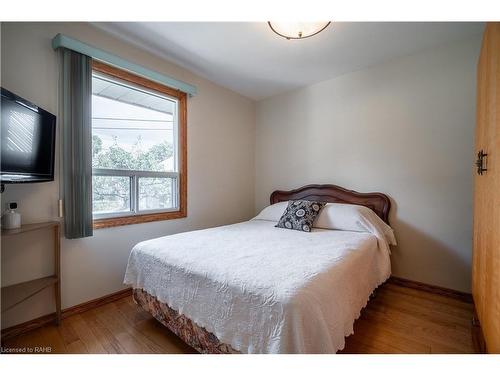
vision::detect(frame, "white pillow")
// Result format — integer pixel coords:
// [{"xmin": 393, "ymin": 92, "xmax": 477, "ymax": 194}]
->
[
  {"xmin": 253, "ymin": 201, "xmax": 396, "ymax": 253},
  {"xmin": 315, "ymin": 203, "xmax": 396, "ymax": 246},
  {"xmin": 252, "ymin": 201, "xmax": 288, "ymax": 222},
  {"xmin": 315, "ymin": 203, "xmax": 371, "ymax": 231}
]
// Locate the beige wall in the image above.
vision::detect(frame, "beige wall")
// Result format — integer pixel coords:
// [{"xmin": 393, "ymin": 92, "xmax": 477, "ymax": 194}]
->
[
  {"xmin": 0, "ymin": 22, "xmax": 255, "ymax": 328},
  {"xmin": 255, "ymin": 36, "xmax": 481, "ymax": 293}
]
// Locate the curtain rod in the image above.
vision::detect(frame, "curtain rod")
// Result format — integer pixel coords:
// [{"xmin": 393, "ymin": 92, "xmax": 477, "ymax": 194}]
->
[{"xmin": 52, "ymin": 33, "xmax": 197, "ymax": 97}]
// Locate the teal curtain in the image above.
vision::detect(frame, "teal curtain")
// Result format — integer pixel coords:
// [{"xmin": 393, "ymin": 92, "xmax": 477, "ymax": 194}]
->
[{"xmin": 61, "ymin": 49, "xmax": 93, "ymax": 239}]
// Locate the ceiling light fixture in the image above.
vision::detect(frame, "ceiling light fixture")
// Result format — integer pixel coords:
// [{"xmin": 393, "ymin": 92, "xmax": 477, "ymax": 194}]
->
[{"xmin": 268, "ymin": 22, "xmax": 331, "ymax": 40}]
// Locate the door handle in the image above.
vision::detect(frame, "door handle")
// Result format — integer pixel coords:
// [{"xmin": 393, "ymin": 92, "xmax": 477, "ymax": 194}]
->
[{"xmin": 476, "ymin": 150, "xmax": 488, "ymax": 175}]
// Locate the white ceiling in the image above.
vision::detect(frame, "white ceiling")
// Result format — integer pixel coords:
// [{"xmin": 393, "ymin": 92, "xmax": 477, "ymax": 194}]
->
[{"xmin": 94, "ymin": 22, "xmax": 484, "ymax": 100}]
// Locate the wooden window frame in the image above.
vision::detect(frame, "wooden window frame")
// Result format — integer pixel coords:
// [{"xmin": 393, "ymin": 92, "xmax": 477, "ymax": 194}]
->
[{"xmin": 91, "ymin": 61, "xmax": 187, "ymax": 229}]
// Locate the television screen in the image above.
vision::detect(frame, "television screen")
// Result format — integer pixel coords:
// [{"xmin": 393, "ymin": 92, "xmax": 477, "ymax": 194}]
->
[{"xmin": 1, "ymin": 88, "xmax": 56, "ymax": 183}]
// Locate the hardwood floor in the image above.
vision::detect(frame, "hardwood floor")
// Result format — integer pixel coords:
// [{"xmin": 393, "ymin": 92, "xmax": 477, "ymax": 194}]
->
[
  {"xmin": 1, "ymin": 282, "xmax": 475, "ymax": 354},
  {"xmin": 341, "ymin": 283, "xmax": 475, "ymax": 353}
]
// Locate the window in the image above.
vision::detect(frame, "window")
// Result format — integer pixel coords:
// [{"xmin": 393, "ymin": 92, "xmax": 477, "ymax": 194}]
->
[{"xmin": 91, "ymin": 61, "xmax": 187, "ymax": 229}]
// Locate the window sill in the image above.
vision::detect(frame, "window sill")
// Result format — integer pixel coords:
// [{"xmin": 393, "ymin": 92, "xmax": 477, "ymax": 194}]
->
[{"xmin": 93, "ymin": 209, "xmax": 186, "ymax": 229}]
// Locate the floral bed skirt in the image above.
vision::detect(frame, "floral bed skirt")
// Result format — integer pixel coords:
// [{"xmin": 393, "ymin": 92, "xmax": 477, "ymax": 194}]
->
[{"xmin": 133, "ymin": 288, "xmax": 240, "ymax": 354}]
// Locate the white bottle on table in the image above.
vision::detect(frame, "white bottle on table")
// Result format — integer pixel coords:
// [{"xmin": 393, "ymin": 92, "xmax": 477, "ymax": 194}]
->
[{"xmin": 2, "ymin": 202, "xmax": 21, "ymax": 229}]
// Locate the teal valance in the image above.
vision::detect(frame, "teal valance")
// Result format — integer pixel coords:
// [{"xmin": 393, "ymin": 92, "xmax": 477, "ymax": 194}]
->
[{"xmin": 52, "ymin": 33, "xmax": 197, "ymax": 97}]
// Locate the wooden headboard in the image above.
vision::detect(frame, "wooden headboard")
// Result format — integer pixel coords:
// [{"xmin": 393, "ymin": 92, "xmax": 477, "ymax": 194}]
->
[{"xmin": 270, "ymin": 184, "xmax": 391, "ymax": 224}]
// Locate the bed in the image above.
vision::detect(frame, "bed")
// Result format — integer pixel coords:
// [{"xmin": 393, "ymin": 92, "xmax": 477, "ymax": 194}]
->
[{"xmin": 124, "ymin": 184, "xmax": 395, "ymax": 354}]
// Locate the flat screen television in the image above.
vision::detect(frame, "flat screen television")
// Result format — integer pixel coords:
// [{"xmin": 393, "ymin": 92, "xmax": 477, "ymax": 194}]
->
[{"xmin": 1, "ymin": 88, "xmax": 56, "ymax": 184}]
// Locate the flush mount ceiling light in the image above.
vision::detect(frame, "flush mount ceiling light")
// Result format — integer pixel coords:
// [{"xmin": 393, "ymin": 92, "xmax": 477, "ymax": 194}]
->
[{"xmin": 268, "ymin": 22, "xmax": 331, "ymax": 40}]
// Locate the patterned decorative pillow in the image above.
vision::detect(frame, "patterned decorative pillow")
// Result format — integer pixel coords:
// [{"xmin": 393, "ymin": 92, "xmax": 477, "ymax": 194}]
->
[{"xmin": 275, "ymin": 200, "xmax": 326, "ymax": 232}]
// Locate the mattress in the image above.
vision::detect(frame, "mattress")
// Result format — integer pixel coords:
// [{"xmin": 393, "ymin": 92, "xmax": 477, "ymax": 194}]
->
[{"xmin": 124, "ymin": 219, "xmax": 392, "ymax": 353}]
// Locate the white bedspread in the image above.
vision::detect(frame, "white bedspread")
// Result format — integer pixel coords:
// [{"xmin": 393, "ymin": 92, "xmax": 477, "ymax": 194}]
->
[{"xmin": 124, "ymin": 220, "xmax": 392, "ymax": 353}]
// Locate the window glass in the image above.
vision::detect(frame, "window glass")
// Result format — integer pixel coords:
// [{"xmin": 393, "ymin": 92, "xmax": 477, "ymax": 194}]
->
[
  {"xmin": 92, "ymin": 175, "xmax": 131, "ymax": 214},
  {"xmin": 92, "ymin": 74, "xmax": 176, "ymax": 172},
  {"xmin": 138, "ymin": 177, "xmax": 174, "ymax": 211},
  {"xmin": 91, "ymin": 72, "xmax": 179, "ymax": 217}
]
